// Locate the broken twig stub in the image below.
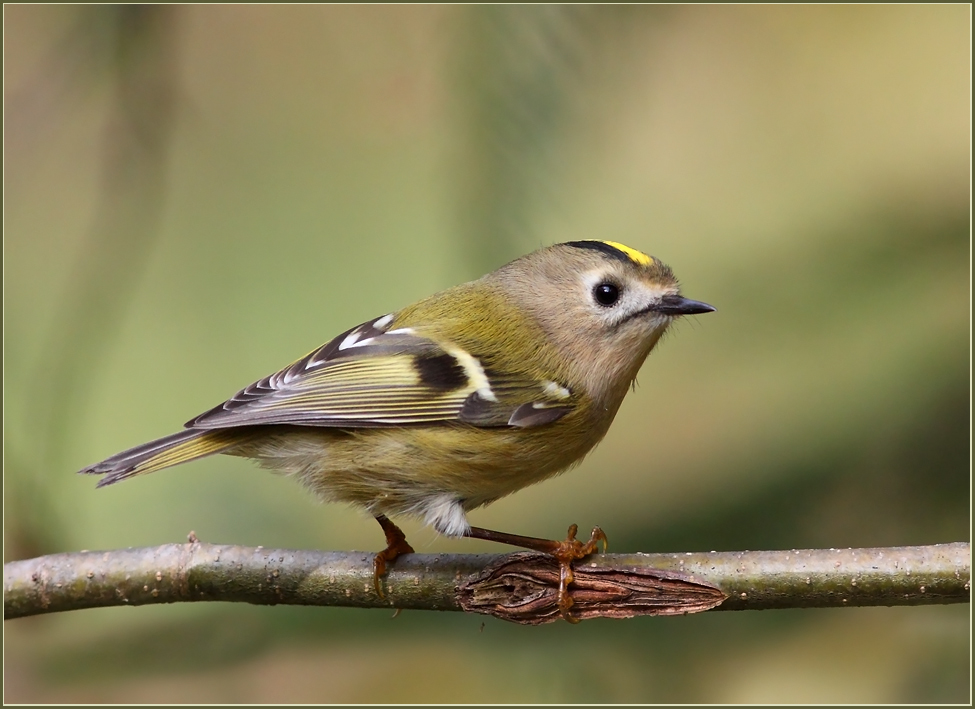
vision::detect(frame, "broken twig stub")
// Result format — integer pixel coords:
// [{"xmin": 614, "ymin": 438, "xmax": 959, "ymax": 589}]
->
[{"xmin": 457, "ymin": 551, "xmax": 727, "ymax": 625}]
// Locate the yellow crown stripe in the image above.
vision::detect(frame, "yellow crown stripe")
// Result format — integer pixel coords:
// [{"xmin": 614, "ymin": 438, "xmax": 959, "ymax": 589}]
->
[{"xmin": 601, "ymin": 241, "xmax": 654, "ymax": 267}]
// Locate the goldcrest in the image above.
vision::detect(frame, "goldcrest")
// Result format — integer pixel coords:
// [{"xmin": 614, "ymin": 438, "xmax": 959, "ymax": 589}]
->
[{"xmin": 80, "ymin": 240, "xmax": 714, "ymax": 617}]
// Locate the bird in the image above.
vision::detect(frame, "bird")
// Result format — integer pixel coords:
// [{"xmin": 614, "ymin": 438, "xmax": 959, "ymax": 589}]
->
[{"xmin": 79, "ymin": 239, "xmax": 715, "ymax": 620}]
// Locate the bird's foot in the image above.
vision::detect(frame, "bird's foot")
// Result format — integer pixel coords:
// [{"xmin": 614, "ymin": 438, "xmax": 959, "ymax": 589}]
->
[
  {"xmin": 373, "ymin": 514, "xmax": 415, "ymax": 597},
  {"xmin": 465, "ymin": 522, "xmax": 608, "ymax": 622},
  {"xmin": 551, "ymin": 524, "xmax": 608, "ymax": 622}
]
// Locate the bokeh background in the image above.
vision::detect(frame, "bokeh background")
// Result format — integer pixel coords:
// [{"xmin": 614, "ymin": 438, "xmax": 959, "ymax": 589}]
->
[{"xmin": 4, "ymin": 5, "xmax": 970, "ymax": 703}]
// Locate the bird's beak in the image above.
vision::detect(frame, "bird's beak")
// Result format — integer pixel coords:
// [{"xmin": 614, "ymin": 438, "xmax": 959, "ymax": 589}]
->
[{"xmin": 654, "ymin": 295, "xmax": 716, "ymax": 316}]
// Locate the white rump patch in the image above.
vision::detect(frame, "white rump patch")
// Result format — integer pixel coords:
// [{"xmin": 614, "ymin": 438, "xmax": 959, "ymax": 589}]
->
[{"xmin": 422, "ymin": 494, "xmax": 470, "ymax": 537}]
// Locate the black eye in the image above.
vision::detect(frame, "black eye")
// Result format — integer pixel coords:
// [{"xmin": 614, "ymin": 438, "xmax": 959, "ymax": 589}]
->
[{"xmin": 593, "ymin": 282, "xmax": 620, "ymax": 306}]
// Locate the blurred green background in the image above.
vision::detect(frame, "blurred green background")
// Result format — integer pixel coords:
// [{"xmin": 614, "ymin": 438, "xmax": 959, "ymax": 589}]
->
[{"xmin": 4, "ymin": 5, "xmax": 969, "ymax": 703}]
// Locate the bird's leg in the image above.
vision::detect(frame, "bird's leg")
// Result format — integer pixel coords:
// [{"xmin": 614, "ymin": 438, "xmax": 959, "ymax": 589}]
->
[
  {"xmin": 465, "ymin": 523, "xmax": 608, "ymax": 622},
  {"xmin": 372, "ymin": 514, "xmax": 415, "ymax": 597}
]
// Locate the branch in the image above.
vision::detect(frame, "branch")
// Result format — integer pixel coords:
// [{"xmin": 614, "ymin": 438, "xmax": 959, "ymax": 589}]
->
[{"xmin": 4, "ymin": 541, "xmax": 969, "ymax": 625}]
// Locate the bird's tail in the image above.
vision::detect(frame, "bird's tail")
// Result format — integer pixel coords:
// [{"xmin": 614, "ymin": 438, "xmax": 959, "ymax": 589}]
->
[{"xmin": 78, "ymin": 429, "xmax": 243, "ymax": 487}]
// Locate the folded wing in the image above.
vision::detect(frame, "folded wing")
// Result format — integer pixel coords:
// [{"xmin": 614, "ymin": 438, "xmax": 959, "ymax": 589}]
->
[{"xmin": 187, "ymin": 315, "xmax": 575, "ymax": 430}]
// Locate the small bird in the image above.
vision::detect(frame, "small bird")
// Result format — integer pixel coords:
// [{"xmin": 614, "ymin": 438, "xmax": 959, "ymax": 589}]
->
[{"xmin": 79, "ymin": 240, "xmax": 714, "ymax": 620}]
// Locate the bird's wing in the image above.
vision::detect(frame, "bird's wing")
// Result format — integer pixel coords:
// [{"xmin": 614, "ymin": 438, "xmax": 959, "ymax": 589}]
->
[{"xmin": 186, "ymin": 314, "xmax": 575, "ymax": 430}]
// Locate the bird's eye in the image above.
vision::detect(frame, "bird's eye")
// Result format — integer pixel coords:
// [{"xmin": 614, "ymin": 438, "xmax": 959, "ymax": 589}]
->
[{"xmin": 593, "ymin": 282, "xmax": 620, "ymax": 306}]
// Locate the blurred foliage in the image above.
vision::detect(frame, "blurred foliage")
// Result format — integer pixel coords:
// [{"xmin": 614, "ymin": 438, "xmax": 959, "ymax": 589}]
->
[
  {"xmin": 452, "ymin": 5, "xmax": 596, "ymax": 275},
  {"xmin": 3, "ymin": 4, "xmax": 969, "ymax": 703}
]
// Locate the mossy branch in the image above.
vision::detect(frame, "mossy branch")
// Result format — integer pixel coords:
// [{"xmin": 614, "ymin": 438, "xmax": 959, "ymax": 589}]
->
[{"xmin": 4, "ymin": 541, "xmax": 969, "ymax": 625}]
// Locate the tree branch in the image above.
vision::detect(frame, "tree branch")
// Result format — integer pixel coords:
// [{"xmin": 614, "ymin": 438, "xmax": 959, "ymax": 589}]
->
[{"xmin": 4, "ymin": 541, "xmax": 969, "ymax": 624}]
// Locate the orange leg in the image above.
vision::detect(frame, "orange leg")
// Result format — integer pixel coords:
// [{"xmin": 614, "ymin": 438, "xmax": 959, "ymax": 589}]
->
[
  {"xmin": 466, "ymin": 523, "xmax": 608, "ymax": 622},
  {"xmin": 372, "ymin": 514, "xmax": 415, "ymax": 597}
]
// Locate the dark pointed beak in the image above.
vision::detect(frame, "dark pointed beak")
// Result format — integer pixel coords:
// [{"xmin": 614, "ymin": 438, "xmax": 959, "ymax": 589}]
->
[{"xmin": 655, "ymin": 295, "xmax": 716, "ymax": 316}]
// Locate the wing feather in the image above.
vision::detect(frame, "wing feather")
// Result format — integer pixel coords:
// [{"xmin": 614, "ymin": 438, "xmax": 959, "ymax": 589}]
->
[{"xmin": 187, "ymin": 314, "xmax": 577, "ymax": 430}]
